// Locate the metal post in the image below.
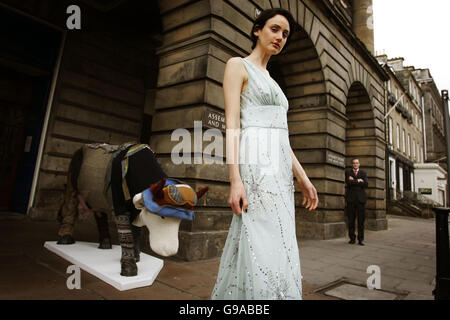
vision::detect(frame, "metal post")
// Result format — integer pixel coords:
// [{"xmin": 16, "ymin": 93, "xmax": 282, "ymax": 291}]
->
[{"xmin": 432, "ymin": 207, "xmax": 450, "ymax": 300}]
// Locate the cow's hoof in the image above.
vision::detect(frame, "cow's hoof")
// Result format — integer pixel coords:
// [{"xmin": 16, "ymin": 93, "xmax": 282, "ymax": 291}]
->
[
  {"xmin": 98, "ymin": 238, "xmax": 112, "ymax": 249},
  {"xmin": 134, "ymin": 249, "xmax": 140, "ymax": 262},
  {"xmin": 57, "ymin": 235, "xmax": 75, "ymax": 245},
  {"xmin": 120, "ymin": 260, "xmax": 138, "ymax": 277}
]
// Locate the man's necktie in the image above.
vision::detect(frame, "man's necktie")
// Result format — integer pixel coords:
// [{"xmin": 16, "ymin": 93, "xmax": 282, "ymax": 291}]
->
[{"xmin": 354, "ymin": 169, "xmax": 357, "ymax": 176}]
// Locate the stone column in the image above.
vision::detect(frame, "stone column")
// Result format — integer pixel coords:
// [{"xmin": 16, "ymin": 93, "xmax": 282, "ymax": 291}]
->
[
  {"xmin": 152, "ymin": 0, "xmax": 249, "ymax": 261},
  {"xmin": 352, "ymin": 0, "xmax": 375, "ymax": 55}
]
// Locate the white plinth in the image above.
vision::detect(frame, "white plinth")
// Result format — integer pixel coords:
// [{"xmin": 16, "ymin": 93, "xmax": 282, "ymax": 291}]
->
[{"xmin": 44, "ymin": 241, "xmax": 164, "ymax": 291}]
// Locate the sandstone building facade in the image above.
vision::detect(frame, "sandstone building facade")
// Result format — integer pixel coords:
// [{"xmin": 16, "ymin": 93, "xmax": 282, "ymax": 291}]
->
[
  {"xmin": 377, "ymin": 55, "xmax": 447, "ymax": 206},
  {"xmin": 376, "ymin": 55, "xmax": 425, "ymax": 201},
  {"xmin": 412, "ymin": 68, "xmax": 447, "ymax": 205},
  {"xmin": 411, "ymin": 68, "xmax": 447, "ymax": 170},
  {"xmin": 1, "ymin": 0, "xmax": 388, "ymax": 261}
]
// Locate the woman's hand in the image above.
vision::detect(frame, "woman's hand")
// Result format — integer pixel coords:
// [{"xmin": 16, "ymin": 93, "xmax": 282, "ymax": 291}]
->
[
  {"xmin": 228, "ymin": 180, "xmax": 248, "ymax": 216},
  {"xmin": 297, "ymin": 177, "xmax": 319, "ymax": 211},
  {"xmin": 291, "ymin": 148, "xmax": 318, "ymax": 211}
]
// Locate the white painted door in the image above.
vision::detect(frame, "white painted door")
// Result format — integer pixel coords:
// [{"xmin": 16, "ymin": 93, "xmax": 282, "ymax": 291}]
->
[{"xmin": 399, "ymin": 165, "xmax": 404, "ymax": 194}]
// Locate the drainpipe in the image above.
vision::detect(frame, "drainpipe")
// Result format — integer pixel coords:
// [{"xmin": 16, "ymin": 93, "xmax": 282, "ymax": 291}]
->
[
  {"xmin": 383, "ymin": 78, "xmax": 390, "ymax": 201},
  {"xmin": 422, "ymin": 94, "xmax": 427, "ymax": 162},
  {"xmin": 27, "ymin": 32, "xmax": 67, "ymax": 213}
]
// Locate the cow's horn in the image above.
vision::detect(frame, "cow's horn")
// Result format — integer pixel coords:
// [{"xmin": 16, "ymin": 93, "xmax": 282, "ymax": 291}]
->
[
  {"xmin": 152, "ymin": 177, "xmax": 166, "ymax": 199},
  {"xmin": 196, "ymin": 186, "xmax": 209, "ymax": 199}
]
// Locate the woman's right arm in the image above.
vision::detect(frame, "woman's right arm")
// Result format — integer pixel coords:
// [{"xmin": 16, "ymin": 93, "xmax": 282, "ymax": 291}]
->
[{"xmin": 224, "ymin": 58, "xmax": 248, "ymax": 215}]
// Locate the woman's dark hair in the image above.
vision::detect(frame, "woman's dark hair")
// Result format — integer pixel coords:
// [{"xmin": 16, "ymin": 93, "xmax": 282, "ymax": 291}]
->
[{"xmin": 250, "ymin": 8, "xmax": 296, "ymax": 50}]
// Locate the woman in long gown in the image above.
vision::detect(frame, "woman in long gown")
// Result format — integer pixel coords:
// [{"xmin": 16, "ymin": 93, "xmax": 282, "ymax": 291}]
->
[{"xmin": 211, "ymin": 8, "xmax": 319, "ymax": 300}]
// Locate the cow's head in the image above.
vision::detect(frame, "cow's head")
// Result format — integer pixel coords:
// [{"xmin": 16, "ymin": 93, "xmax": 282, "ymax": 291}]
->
[{"xmin": 132, "ymin": 178, "xmax": 209, "ymax": 257}]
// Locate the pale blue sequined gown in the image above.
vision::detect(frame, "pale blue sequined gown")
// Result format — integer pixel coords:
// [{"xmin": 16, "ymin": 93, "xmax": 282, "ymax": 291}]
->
[{"xmin": 211, "ymin": 57, "xmax": 302, "ymax": 300}]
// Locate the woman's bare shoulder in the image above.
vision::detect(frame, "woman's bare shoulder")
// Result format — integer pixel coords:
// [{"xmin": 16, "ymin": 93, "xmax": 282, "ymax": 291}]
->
[
  {"xmin": 225, "ymin": 57, "xmax": 245, "ymax": 71},
  {"xmin": 225, "ymin": 57, "xmax": 247, "ymax": 83},
  {"xmin": 227, "ymin": 56, "xmax": 243, "ymax": 64}
]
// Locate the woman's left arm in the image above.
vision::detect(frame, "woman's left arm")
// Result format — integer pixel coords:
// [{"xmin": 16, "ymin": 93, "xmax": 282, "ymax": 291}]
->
[{"xmin": 290, "ymin": 148, "xmax": 319, "ymax": 211}]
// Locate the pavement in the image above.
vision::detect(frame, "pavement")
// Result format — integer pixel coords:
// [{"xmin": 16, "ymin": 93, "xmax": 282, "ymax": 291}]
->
[{"xmin": 0, "ymin": 212, "xmax": 438, "ymax": 300}]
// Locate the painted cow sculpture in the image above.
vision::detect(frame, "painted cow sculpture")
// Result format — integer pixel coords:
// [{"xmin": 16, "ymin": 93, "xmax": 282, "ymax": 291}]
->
[{"xmin": 57, "ymin": 143, "xmax": 208, "ymax": 276}]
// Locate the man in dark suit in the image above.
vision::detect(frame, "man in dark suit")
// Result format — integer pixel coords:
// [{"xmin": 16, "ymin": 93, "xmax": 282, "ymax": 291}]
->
[{"xmin": 345, "ymin": 158, "xmax": 368, "ymax": 246}]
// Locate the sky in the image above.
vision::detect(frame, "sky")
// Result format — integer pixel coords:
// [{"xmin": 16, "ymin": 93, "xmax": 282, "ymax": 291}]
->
[{"xmin": 373, "ymin": 0, "xmax": 450, "ymax": 93}]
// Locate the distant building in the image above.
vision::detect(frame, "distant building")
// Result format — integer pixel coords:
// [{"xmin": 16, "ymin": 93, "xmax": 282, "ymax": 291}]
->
[
  {"xmin": 376, "ymin": 55, "xmax": 447, "ymax": 206},
  {"xmin": 412, "ymin": 68, "xmax": 447, "ymax": 205},
  {"xmin": 376, "ymin": 55, "xmax": 425, "ymax": 200},
  {"xmin": 411, "ymin": 68, "xmax": 447, "ymax": 170}
]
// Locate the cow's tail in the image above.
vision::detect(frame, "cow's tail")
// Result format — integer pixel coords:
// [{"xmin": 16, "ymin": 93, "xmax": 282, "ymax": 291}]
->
[{"xmin": 69, "ymin": 147, "xmax": 83, "ymax": 191}]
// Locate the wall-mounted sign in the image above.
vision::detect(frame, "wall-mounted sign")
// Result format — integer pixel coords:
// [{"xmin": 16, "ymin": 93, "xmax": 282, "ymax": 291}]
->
[
  {"xmin": 326, "ymin": 152, "xmax": 345, "ymax": 168},
  {"xmin": 419, "ymin": 188, "xmax": 432, "ymax": 195},
  {"xmin": 203, "ymin": 109, "xmax": 225, "ymax": 132}
]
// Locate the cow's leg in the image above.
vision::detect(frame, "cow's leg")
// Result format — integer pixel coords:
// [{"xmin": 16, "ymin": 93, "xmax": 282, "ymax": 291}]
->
[
  {"xmin": 57, "ymin": 181, "xmax": 78, "ymax": 245},
  {"xmin": 94, "ymin": 211, "xmax": 112, "ymax": 249},
  {"xmin": 115, "ymin": 213, "xmax": 137, "ymax": 276},
  {"xmin": 131, "ymin": 225, "xmax": 141, "ymax": 262}
]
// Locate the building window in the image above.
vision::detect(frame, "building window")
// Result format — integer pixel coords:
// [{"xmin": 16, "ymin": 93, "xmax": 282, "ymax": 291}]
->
[
  {"xmin": 389, "ymin": 117, "xmax": 393, "ymax": 145},
  {"xmin": 413, "ymin": 139, "xmax": 416, "ymax": 159},
  {"xmin": 417, "ymin": 142, "xmax": 420, "ymax": 162},
  {"xmin": 415, "ymin": 114, "xmax": 418, "ymax": 127},
  {"xmin": 397, "ymin": 124, "xmax": 400, "ymax": 149},
  {"xmin": 407, "ymin": 134, "xmax": 411, "ymax": 156},
  {"xmin": 402, "ymin": 129, "xmax": 406, "ymax": 153}
]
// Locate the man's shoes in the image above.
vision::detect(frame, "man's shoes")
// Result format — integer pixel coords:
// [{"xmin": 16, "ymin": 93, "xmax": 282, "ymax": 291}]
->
[
  {"xmin": 358, "ymin": 240, "xmax": 365, "ymax": 246},
  {"xmin": 348, "ymin": 239, "xmax": 356, "ymax": 244}
]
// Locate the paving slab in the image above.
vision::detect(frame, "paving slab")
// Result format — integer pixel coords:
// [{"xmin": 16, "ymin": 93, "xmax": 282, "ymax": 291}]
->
[
  {"xmin": 324, "ymin": 283, "xmax": 398, "ymax": 300},
  {"xmin": 297, "ymin": 215, "xmax": 437, "ymax": 300}
]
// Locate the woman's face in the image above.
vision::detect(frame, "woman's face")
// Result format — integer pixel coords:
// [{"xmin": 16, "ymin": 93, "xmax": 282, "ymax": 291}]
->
[{"xmin": 254, "ymin": 14, "xmax": 290, "ymax": 54}]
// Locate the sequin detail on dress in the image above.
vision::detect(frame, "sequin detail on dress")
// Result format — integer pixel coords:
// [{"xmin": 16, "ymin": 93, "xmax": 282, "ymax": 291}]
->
[{"xmin": 211, "ymin": 57, "xmax": 302, "ymax": 300}]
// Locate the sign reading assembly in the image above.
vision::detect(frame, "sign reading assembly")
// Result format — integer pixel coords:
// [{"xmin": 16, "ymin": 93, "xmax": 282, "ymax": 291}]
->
[{"xmin": 203, "ymin": 109, "xmax": 226, "ymax": 132}]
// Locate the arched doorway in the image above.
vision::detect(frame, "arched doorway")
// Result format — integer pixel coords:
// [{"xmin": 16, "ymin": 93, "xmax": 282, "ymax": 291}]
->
[
  {"xmin": 269, "ymin": 28, "xmax": 338, "ymax": 239},
  {"xmin": 345, "ymin": 82, "xmax": 386, "ymax": 231}
]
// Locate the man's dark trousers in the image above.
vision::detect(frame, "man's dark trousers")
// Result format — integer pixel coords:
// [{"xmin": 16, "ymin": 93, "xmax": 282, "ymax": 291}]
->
[
  {"xmin": 345, "ymin": 168, "xmax": 368, "ymax": 242},
  {"xmin": 347, "ymin": 201, "xmax": 365, "ymax": 241}
]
